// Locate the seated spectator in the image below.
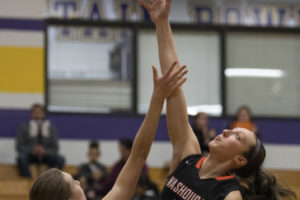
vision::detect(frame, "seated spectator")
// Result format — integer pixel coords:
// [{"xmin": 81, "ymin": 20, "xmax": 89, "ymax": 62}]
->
[
  {"xmin": 192, "ymin": 112, "xmax": 216, "ymax": 155},
  {"xmin": 132, "ymin": 175, "xmax": 160, "ymax": 200},
  {"xmin": 95, "ymin": 138, "xmax": 148, "ymax": 197},
  {"xmin": 76, "ymin": 141, "xmax": 107, "ymax": 200},
  {"xmin": 16, "ymin": 103, "xmax": 65, "ymax": 179},
  {"xmin": 230, "ymin": 105, "xmax": 259, "ymax": 137}
]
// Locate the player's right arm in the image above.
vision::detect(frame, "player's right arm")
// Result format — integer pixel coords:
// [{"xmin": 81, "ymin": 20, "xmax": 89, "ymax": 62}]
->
[{"xmin": 140, "ymin": 0, "xmax": 201, "ymax": 174}]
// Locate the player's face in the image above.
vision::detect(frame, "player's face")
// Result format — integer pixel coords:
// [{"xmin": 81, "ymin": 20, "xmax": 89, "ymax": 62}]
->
[
  {"xmin": 209, "ymin": 128, "xmax": 256, "ymax": 160},
  {"xmin": 63, "ymin": 172, "xmax": 86, "ymax": 200},
  {"xmin": 31, "ymin": 106, "xmax": 45, "ymax": 120}
]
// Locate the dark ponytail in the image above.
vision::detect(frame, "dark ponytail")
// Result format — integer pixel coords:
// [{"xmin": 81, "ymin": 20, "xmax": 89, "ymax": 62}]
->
[
  {"xmin": 235, "ymin": 139, "xmax": 297, "ymax": 200},
  {"xmin": 243, "ymin": 170, "xmax": 297, "ymax": 200}
]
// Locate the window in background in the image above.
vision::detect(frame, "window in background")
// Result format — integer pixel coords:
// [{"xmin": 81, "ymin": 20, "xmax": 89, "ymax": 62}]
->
[
  {"xmin": 138, "ymin": 30, "xmax": 221, "ymax": 116},
  {"xmin": 226, "ymin": 32, "xmax": 300, "ymax": 117},
  {"xmin": 47, "ymin": 25, "xmax": 134, "ymax": 113}
]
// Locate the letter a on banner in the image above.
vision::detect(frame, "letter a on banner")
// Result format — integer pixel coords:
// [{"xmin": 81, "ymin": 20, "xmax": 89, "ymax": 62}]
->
[
  {"xmin": 80, "ymin": 0, "xmax": 106, "ymax": 41},
  {"xmin": 84, "ymin": 0, "xmax": 105, "ymax": 20}
]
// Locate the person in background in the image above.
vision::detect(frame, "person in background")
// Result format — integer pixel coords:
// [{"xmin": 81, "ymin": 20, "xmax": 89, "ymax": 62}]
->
[
  {"xmin": 132, "ymin": 175, "xmax": 160, "ymax": 200},
  {"xmin": 192, "ymin": 112, "xmax": 216, "ymax": 155},
  {"xmin": 95, "ymin": 138, "xmax": 148, "ymax": 197},
  {"xmin": 16, "ymin": 103, "xmax": 65, "ymax": 179},
  {"xmin": 76, "ymin": 141, "xmax": 107, "ymax": 200},
  {"xmin": 230, "ymin": 105, "xmax": 259, "ymax": 137}
]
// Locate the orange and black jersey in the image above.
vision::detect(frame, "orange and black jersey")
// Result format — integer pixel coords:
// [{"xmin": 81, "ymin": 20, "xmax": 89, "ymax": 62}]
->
[{"xmin": 161, "ymin": 154, "xmax": 240, "ymax": 200}]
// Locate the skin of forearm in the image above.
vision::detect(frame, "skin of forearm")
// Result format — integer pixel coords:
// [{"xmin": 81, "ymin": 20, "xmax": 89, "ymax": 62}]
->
[
  {"xmin": 130, "ymin": 95, "xmax": 164, "ymax": 161},
  {"xmin": 155, "ymin": 20, "xmax": 179, "ymax": 75},
  {"xmin": 166, "ymin": 93, "xmax": 190, "ymax": 144},
  {"xmin": 155, "ymin": 19, "xmax": 190, "ymax": 146}
]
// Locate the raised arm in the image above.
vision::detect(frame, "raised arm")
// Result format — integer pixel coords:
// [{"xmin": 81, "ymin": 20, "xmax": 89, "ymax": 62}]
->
[
  {"xmin": 140, "ymin": 0, "xmax": 200, "ymax": 174},
  {"xmin": 103, "ymin": 63, "xmax": 187, "ymax": 200}
]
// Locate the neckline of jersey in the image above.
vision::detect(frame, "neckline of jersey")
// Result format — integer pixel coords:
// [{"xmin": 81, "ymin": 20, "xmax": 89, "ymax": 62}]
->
[{"xmin": 195, "ymin": 156, "xmax": 234, "ymax": 181}]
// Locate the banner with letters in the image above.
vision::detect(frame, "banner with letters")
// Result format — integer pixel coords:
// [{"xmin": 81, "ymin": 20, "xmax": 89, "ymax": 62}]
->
[
  {"xmin": 46, "ymin": 0, "xmax": 300, "ymax": 41},
  {"xmin": 46, "ymin": 0, "xmax": 300, "ymax": 27}
]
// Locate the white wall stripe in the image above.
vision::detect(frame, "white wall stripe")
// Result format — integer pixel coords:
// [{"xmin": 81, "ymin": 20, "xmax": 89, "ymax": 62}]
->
[
  {"xmin": 264, "ymin": 144, "xmax": 300, "ymax": 170},
  {"xmin": 0, "ymin": 138, "xmax": 17, "ymax": 164},
  {"xmin": 1, "ymin": 138, "xmax": 299, "ymax": 169},
  {"xmin": 0, "ymin": 93, "xmax": 44, "ymax": 109},
  {"xmin": 0, "ymin": 30, "xmax": 43, "ymax": 47},
  {"xmin": 0, "ymin": 0, "xmax": 46, "ymax": 19}
]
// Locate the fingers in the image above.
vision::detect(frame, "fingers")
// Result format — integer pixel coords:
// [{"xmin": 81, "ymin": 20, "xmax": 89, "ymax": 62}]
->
[
  {"xmin": 163, "ymin": 63, "xmax": 188, "ymax": 89},
  {"xmin": 166, "ymin": 0, "xmax": 173, "ymax": 8},
  {"xmin": 176, "ymin": 77, "xmax": 187, "ymax": 88},
  {"xmin": 170, "ymin": 77, "xmax": 187, "ymax": 93},
  {"xmin": 140, "ymin": 0, "xmax": 154, "ymax": 10},
  {"xmin": 167, "ymin": 64, "xmax": 188, "ymax": 93},
  {"xmin": 152, "ymin": 66, "xmax": 159, "ymax": 80},
  {"xmin": 171, "ymin": 65, "xmax": 187, "ymax": 82},
  {"xmin": 175, "ymin": 69, "xmax": 188, "ymax": 83},
  {"xmin": 164, "ymin": 61, "xmax": 178, "ymax": 78},
  {"xmin": 140, "ymin": 0, "xmax": 150, "ymax": 10}
]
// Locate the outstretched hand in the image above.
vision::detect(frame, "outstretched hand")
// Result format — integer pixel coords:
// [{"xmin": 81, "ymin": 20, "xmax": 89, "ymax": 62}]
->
[
  {"xmin": 140, "ymin": 0, "xmax": 172, "ymax": 24},
  {"xmin": 152, "ymin": 61, "xmax": 187, "ymax": 100}
]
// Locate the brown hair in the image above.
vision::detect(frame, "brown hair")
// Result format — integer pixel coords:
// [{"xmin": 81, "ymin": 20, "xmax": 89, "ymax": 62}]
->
[
  {"xmin": 194, "ymin": 112, "xmax": 207, "ymax": 119},
  {"xmin": 30, "ymin": 168, "xmax": 71, "ymax": 200},
  {"xmin": 234, "ymin": 139, "xmax": 297, "ymax": 200},
  {"xmin": 31, "ymin": 103, "xmax": 45, "ymax": 113},
  {"xmin": 89, "ymin": 141, "xmax": 99, "ymax": 149}
]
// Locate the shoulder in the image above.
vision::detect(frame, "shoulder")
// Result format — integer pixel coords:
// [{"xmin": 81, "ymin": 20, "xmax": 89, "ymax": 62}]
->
[
  {"xmin": 19, "ymin": 122, "xmax": 29, "ymax": 129},
  {"xmin": 212, "ymin": 175, "xmax": 241, "ymax": 199},
  {"xmin": 229, "ymin": 121, "xmax": 236, "ymax": 128},
  {"xmin": 183, "ymin": 154, "xmax": 202, "ymax": 159},
  {"xmin": 174, "ymin": 154, "xmax": 203, "ymax": 170},
  {"xmin": 17, "ymin": 122, "xmax": 29, "ymax": 135},
  {"xmin": 224, "ymin": 190, "xmax": 242, "ymax": 200},
  {"xmin": 47, "ymin": 121, "xmax": 57, "ymax": 130},
  {"xmin": 79, "ymin": 163, "xmax": 89, "ymax": 167}
]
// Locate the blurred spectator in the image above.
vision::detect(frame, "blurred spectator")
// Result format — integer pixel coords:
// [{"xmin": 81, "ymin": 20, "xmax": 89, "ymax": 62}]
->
[
  {"xmin": 132, "ymin": 175, "xmax": 160, "ymax": 200},
  {"xmin": 192, "ymin": 112, "xmax": 216, "ymax": 155},
  {"xmin": 16, "ymin": 103, "xmax": 65, "ymax": 179},
  {"xmin": 95, "ymin": 138, "xmax": 148, "ymax": 197},
  {"xmin": 229, "ymin": 105, "xmax": 259, "ymax": 137},
  {"xmin": 76, "ymin": 141, "xmax": 107, "ymax": 200}
]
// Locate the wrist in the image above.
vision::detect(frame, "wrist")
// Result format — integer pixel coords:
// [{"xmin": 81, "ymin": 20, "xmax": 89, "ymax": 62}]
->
[
  {"xmin": 151, "ymin": 93, "xmax": 165, "ymax": 103},
  {"xmin": 155, "ymin": 18, "xmax": 169, "ymax": 26}
]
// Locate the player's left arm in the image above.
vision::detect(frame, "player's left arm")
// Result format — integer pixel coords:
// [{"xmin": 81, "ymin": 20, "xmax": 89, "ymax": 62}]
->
[{"xmin": 103, "ymin": 64, "xmax": 187, "ymax": 200}]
